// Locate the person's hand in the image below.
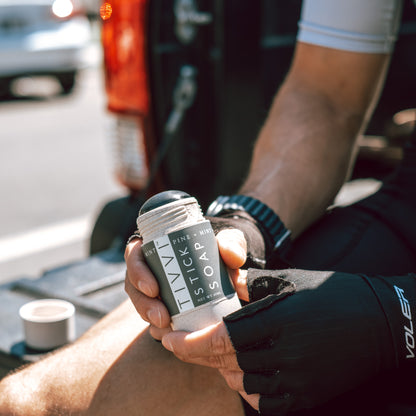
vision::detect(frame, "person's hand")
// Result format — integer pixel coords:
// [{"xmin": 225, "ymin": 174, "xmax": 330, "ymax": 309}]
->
[
  {"xmin": 160, "ymin": 300, "xmax": 261, "ymax": 411},
  {"xmin": 125, "ymin": 238, "xmax": 171, "ymax": 340},
  {"xmin": 124, "ymin": 228, "xmax": 248, "ymax": 340},
  {"xmin": 161, "ymin": 269, "xmax": 409, "ymax": 415}
]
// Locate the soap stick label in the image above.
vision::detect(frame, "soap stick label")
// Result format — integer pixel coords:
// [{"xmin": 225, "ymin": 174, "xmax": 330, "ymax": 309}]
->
[{"xmin": 142, "ymin": 221, "xmax": 234, "ymax": 316}]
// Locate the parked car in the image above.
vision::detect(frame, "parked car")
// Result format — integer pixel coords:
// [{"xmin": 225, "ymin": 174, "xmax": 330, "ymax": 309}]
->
[
  {"xmin": 0, "ymin": 0, "xmax": 92, "ymax": 96},
  {"xmin": 90, "ymin": 0, "xmax": 416, "ymax": 254}
]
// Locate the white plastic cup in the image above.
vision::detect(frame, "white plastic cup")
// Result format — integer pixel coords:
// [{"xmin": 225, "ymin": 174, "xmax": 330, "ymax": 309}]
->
[{"xmin": 19, "ymin": 299, "xmax": 76, "ymax": 351}]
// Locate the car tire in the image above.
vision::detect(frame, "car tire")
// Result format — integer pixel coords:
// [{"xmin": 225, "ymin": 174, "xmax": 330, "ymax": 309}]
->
[{"xmin": 57, "ymin": 71, "xmax": 77, "ymax": 95}]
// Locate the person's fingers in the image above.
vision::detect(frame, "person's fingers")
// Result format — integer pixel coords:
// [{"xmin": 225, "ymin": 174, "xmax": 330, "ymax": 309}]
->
[
  {"xmin": 124, "ymin": 239, "xmax": 159, "ymax": 298},
  {"xmin": 218, "ymin": 369, "xmax": 244, "ymax": 392},
  {"xmin": 125, "ymin": 276, "xmax": 171, "ymax": 328},
  {"xmin": 162, "ymin": 322, "xmax": 240, "ymax": 370},
  {"xmin": 149, "ymin": 325, "xmax": 173, "ymax": 341},
  {"xmin": 229, "ymin": 269, "xmax": 249, "ymax": 302},
  {"xmin": 217, "ymin": 229, "xmax": 247, "ymax": 270},
  {"xmin": 239, "ymin": 391, "xmax": 260, "ymax": 412}
]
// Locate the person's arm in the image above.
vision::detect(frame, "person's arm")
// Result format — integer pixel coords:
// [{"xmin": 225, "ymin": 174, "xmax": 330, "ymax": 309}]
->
[{"xmin": 240, "ymin": 42, "xmax": 391, "ymax": 238}]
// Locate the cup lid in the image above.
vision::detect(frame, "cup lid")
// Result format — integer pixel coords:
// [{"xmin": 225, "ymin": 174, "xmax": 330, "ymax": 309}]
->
[{"xmin": 19, "ymin": 299, "xmax": 75, "ymax": 323}]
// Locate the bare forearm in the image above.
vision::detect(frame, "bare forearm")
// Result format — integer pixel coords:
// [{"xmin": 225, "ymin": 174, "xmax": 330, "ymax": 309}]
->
[
  {"xmin": 241, "ymin": 80, "xmax": 360, "ymax": 237},
  {"xmin": 240, "ymin": 43, "xmax": 390, "ymax": 237}
]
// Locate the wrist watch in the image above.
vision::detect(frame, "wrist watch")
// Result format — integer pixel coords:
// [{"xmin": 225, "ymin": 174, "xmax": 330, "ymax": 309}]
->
[{"xmin": 206, "ymin": 194, "xmax": 291, "ymax": 257}]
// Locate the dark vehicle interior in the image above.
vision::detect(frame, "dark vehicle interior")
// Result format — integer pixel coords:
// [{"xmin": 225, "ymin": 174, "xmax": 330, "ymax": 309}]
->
[{"xmin": 146, "ymin": 0, "xmax": 416, "ymax": 209}]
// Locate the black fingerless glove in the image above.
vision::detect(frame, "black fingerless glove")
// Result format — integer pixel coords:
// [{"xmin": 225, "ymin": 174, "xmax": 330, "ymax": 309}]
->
[
  {"xmin": 223, "ymin": 268, "xmax": 416, "ymax": 415},
  {"xmin": 207, "ymin": 212, "xmax": 291, "ymax": 270},
  {"xmin": 206, "ymin": 195, "xmax": 292, "ymax": 269},
  {"xmin": 207, "ymin": 212, "xmax": 267, "ymax": 269}
]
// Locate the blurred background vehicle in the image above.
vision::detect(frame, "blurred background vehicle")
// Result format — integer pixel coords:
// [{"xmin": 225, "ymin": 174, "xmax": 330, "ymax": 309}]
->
[
  {"xmin": 0, "ymin": 0, "xmax": 92, "ymax": 97},
  {"xmin": 91, "ymin": 0, "xmax": 416, "ymax": 254}
]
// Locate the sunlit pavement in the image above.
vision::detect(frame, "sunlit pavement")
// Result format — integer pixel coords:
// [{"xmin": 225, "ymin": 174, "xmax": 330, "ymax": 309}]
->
[{"xmin": 0, "ymin": 36, "xmax": 124, "ymax": 284}]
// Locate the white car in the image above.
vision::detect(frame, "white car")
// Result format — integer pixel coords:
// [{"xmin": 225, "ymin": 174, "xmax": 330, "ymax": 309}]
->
[{"xmin": 0, "ymin": 0, "xmax": 92, "ymax": 95}]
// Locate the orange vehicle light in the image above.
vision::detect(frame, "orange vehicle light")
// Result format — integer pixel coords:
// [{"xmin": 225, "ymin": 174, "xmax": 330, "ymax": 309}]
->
[
  {"xmin": 100, "ymin": 2, "xmax": 112, "ymax": 20},
  {"xmin": 101, "ymin": 0, "xmax": 150, "ymax": 115}
]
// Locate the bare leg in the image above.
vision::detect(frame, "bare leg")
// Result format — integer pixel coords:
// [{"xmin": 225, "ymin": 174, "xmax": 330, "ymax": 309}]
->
[{"xmin": 0, "ymin": 301, "xmax": 244, "ymax": 416}]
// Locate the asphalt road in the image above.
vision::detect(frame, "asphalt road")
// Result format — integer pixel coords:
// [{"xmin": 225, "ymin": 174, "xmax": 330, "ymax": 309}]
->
[{"xmin": 0, "ymin": 67, "xmax": 124, "ymax": 283}]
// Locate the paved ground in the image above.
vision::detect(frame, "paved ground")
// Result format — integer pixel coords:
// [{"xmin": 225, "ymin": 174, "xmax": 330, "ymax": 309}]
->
[{"xmin": 0, "ymin": 62, "xmax": 124, "ymax": 283}]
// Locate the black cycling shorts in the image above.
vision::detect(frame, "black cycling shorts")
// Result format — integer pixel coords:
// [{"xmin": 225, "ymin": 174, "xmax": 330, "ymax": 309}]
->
[{"xmin": 288, "ymin": 140, "xmax": 416, "ymax": 275}]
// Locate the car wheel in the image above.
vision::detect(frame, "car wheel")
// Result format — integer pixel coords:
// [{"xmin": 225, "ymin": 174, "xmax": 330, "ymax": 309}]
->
[{"xmin": 57, "ymin": 72, "xmax": 77, "ymax": 94}]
